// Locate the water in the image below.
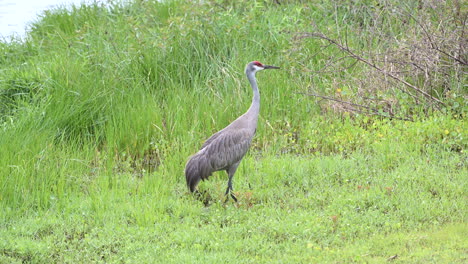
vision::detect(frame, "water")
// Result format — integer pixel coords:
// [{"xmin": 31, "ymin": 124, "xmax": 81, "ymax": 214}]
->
[{"xmin": 0, "ymin": 0, "xmax": 87, "ymax": 39}]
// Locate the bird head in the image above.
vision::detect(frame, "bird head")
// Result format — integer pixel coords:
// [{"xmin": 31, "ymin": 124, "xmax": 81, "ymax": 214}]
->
[{"xmin": 246, "ymin": 61, "xmax": 280, "ymax": 74}]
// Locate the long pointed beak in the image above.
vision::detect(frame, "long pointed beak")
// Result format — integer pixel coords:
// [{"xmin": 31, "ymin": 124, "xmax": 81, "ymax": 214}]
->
[{"xmin": 264, "ymin": 65, "xmax": 280, "ymax": 69}]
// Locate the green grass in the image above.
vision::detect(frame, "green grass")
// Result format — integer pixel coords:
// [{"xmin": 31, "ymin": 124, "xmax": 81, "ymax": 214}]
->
[
  {"xmin": 0, "ymin": 149, "xmax": 466, "ymax": 263},
  {"xmin": 0, "ymin": 0, "xmax": 466, "ymax": 263}
]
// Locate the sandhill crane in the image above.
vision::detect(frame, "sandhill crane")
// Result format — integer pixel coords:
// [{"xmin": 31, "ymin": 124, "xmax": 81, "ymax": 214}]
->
[{"xmin": 185, "ymin": 61, "xmax": 280, "ymax": 202}]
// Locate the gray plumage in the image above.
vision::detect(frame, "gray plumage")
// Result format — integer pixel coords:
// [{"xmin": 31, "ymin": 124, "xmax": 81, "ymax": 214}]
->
[{"xmin": 185, "ymin": 61, "xmax": 280, "ymax": 201}]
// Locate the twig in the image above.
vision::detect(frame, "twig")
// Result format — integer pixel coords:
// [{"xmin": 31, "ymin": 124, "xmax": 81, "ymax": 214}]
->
[
  {"xmin": 311, "ymin": 55, "xmax": 358, "ymax": 73},
  {"xmin": 302, "ymin": 32, "xmax": 446, "ymax": 108},
  {"xmin": 297, "ymin": 92, "xmax": 413, "ymax": 121},
  {"xmin": 400, "ymin": 10, "xmax": 467, "ymax": 66}
]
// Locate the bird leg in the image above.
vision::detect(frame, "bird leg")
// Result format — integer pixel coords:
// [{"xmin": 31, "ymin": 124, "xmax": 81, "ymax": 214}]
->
[
  {"xmin": 225, "ymin": 164, "xmax": 240, "ymax": 202},
  {"xmin": 225, "ymin": 180, "xmax": 238, "ymax": 203}
]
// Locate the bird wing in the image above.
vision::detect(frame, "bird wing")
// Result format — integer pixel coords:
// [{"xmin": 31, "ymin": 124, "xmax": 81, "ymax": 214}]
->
[
  {"xmin": 200, "ymin": 130, "xmax": 223, "ymax": 150},
  {"xmin": 200, "ymin": 128, "xmax": 253, "ymax": 171}
]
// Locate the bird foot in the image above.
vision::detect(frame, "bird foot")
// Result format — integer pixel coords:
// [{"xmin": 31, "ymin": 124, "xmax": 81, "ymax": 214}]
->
[{"xmin": 224, "ymin": 190, "xmax": 238, "ymax": 203}]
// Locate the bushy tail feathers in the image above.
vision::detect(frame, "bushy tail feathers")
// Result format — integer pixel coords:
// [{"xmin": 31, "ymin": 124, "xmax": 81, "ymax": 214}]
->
[{"xmin": 185, "ymin": 154, "xmax": 212, "ymax": 192}]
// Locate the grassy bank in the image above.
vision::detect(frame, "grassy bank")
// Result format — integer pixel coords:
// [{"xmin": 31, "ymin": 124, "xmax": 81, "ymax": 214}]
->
[{"xmin": 0, "ymin": 0, "xmax": 466, "ymax": 263}]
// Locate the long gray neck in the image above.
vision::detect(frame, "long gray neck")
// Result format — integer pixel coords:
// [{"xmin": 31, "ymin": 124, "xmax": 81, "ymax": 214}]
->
[{"xmin": 246, "ymin": 70, "xmax": 260, "ymax": 121}]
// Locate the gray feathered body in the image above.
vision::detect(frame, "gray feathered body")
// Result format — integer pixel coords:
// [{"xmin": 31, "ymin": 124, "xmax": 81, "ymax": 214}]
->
[
  {"xmin": 185, "ymin": 62, "xmax": 262, "ymax": 193},
  {"xmin": 185, "ymin": 114, "xmax": 258, "ymax": 192}
]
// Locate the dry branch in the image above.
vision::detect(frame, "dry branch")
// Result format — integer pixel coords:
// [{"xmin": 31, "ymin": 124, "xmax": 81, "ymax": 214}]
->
[
  {"xmin": 297, "ymin": 92, "xmax": 413, "ymax": 122},
  {"xmin": 302, "ymin": 32, "xmax": 446, "ymax": 108}
]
